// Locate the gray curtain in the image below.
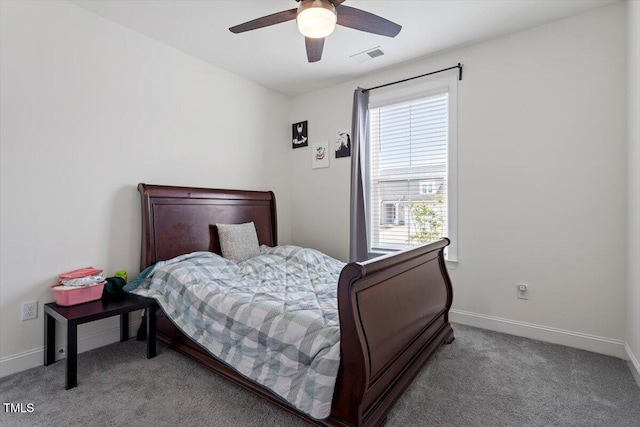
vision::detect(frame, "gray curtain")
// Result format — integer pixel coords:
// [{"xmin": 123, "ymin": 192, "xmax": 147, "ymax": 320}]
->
[{"xmin": 349, "ymin": 88, "xmax": 370, "ymax": 262}]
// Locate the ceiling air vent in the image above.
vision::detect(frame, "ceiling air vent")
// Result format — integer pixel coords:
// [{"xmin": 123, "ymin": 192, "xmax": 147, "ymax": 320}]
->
[{"xmin": 350, "ymin": 47, "xmax": 385, "ymax": 63}]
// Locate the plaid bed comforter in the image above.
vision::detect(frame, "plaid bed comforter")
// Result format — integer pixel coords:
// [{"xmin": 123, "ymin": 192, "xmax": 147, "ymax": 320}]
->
[{"xmin": 126, "ymin": 245, "xmax": 345, "ymax": 419}]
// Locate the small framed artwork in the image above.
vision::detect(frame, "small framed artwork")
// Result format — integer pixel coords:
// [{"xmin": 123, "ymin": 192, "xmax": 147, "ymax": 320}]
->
[
  {"xmin": 335, "ymin": 129, "xmax": 351, "ymax": 158},
  {"xmin": 292, "ymin": 120, "xmax": 308, "ymax": 148},
  {"xmin": 311, "ymin": 141, "xmax": 329, "ymax": 169}
]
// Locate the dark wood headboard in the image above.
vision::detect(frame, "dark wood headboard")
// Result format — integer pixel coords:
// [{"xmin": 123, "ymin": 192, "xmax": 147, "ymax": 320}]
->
[{"xmin": 138, "ymin": 183, "xmax": 277, "ymax": 269}]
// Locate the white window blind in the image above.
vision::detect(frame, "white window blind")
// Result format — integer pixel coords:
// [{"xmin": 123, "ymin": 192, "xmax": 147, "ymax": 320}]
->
[{"xmin": 369, "ymin": 92, "xmax": 451, "ymax": 253}]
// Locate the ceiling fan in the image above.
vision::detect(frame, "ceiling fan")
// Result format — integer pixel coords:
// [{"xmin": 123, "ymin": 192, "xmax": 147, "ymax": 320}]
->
[{"xmin": 229, "ymin": 0, "xmax": 402, "ymax": 63}]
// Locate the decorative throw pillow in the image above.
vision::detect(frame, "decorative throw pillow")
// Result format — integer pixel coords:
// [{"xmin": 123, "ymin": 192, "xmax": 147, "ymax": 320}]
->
[{"xmin": 216, "ymin": 222, "xmax": 260, "ymax": 263}]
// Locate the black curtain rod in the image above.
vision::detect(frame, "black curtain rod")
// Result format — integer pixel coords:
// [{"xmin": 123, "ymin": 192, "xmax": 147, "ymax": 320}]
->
[{"xmin": 363, "ymin": 63, "xmax": 463, "ymax": 93}]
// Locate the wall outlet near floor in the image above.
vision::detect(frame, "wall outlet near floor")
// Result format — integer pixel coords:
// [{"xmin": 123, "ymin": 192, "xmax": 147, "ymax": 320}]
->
[
  {"xmin": 21, "ymin": 300, "xmax": 38, "ymax": 320},
  {"xmin": 516, "ymin": 284, "xmax": 529, "ymax": 300}
]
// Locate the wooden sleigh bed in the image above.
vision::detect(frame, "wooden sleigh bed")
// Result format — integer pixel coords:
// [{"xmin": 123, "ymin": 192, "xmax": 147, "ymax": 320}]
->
[{"xmin": 137, "ymin": 183, "xmax": 454, "ymax": 427}]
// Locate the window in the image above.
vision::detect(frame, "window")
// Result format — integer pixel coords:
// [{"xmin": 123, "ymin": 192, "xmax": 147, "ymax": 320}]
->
[
  {"xmin": 367, "ymin": 76, "xmax": 458, "ymax": 261},
  {"xmin": 419, "ymin": 180, "xmax": 440, "ymax": 195}
]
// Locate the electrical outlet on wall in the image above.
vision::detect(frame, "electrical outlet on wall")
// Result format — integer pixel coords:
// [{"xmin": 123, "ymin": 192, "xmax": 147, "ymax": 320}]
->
[
  {"xmin": 516, "ymin": 284, "xmax": 529, "ymax": 300},
  {"xmin": 21, "ymin": 300, "xmax": 38, "ymax": 320}
]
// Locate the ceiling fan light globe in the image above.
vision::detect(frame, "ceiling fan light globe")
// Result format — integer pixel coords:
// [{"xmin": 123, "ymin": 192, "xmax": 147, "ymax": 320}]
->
[{"xmin": 297, "ymin": 0, "xmax": 337, "ymax": 39}]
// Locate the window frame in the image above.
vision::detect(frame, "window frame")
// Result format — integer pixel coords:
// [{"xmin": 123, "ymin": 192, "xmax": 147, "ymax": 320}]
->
[{"xmin": 366, "ymin": 74, "xmax": 458, "ymax": 264}]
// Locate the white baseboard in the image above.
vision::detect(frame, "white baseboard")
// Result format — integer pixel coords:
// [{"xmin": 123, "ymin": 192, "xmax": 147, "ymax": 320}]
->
[
  {"xmin": 450, "ymin": 309, "xmax": 627, "ymax": 359},
  {"xmin": 0, "ymin": 320, "xmax": 142, "ymax": 378},
  {"xmin": 626, "ymin": 343, "xmax": 640, "ymax": 389}
]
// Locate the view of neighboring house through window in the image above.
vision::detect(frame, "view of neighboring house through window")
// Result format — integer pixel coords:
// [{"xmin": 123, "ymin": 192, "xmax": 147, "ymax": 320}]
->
[{"xmin": 368, "ymin": 77, "xmax": 457, "ymax": 261}]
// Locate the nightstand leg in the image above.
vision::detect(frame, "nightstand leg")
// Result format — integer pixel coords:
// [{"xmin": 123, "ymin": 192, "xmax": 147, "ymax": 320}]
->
[
  {"xmin": 66, "ymin": 322, "xmax": 77, "ymax": 390},
  {"xmin": 120, "ymin": 312, "xmax": 129, "ymax": 342},
  {"xmin": 44, "ymin": 313, "xmax": 56, "ymax": 366},
  {"xmin": 147, "ymin": 304, "xmax": 156, "ymax": 359}
]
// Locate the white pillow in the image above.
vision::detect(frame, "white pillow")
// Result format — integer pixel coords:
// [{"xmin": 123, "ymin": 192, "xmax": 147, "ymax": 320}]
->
[{"xmin": 216, "ymin": 222, "xmax": 260, "ymax": 263}]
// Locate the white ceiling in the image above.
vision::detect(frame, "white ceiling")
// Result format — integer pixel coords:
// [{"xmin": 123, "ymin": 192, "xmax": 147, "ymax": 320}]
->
[{"xmin": 70, "ymin": 0, "xmax": 620, "ymax": 97}]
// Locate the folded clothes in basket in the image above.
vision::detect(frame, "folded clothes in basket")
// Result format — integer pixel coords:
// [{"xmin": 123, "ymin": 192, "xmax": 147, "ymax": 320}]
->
[{"xmin": 60, "ymin": 275, "xmax": 105, "ymax": 287}]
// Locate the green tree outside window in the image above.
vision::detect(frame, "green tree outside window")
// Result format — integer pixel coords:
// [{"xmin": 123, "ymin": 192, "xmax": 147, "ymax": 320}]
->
[{"xmin": 409, "ymin": 195, "xmax": 445, "ymax": 244}]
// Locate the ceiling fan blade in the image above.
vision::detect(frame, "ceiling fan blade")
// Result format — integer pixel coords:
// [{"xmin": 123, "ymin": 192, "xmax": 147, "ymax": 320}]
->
[
  {"xmin": 336, "ymin": 5, "xmax": 402, "ymax": 37},
  {"xmin": 329, "ymin": 0, "xmax": 346, "ymax": 5},
  {"xmin": 305, "ymin": 37, "xmax": 325, "ymax": 63},
  {"xmin": 229, "ymin": 8, "xmax": 297, "ymax": 34}
]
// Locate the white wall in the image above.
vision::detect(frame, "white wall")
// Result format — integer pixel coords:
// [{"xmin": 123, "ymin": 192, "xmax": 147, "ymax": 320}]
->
[
  {"xmin": 290, "ymin": 4, "xmax": 628, "ymax": 354},
  {"xmin": 627, "ymin": 0, "xmax": 640, "ymax": 383},
  {"xmin": 0, "ymin": 0, "xmax": 291, "ymax": 375}
]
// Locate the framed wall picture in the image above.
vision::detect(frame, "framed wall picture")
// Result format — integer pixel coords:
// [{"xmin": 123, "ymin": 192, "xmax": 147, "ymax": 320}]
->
[
  {"xmin": 292, "ymin": 120, "xmax": 308, "ymax": 148},
  {"xmin": 335, "ymin": 129, "xmax": 351, "ymax": 158},
  {"xmin": 311, "ymin": 140, "xmax": 329, "ymax": 169}
]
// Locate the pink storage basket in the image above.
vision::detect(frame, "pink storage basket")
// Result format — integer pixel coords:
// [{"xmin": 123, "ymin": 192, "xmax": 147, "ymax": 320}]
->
[{"xmin": 50, "ymin": 282, "xmax": 105, "ymax": 306}]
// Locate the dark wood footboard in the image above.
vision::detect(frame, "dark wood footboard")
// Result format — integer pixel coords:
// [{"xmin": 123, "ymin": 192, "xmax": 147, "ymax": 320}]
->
[
  {"xmin": 136, "ymin": 184, "xmax": 453, "ymax": 427},
  {"xmin": 329, "ymin": 238, "xmax": 453, "ymax": 427}
]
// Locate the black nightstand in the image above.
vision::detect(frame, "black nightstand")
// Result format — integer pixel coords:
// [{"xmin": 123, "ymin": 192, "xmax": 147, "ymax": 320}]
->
[{"xmin": 43, "ymin": 294, "xmax": 157, "ymax": 389}]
